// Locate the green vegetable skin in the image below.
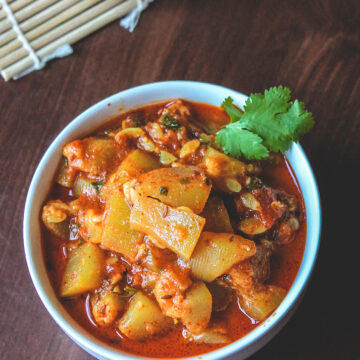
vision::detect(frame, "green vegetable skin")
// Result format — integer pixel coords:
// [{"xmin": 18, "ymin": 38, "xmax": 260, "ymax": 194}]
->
[{"xmin": 216, "ymin": 86, "xmax": 314, "ymax": 160}]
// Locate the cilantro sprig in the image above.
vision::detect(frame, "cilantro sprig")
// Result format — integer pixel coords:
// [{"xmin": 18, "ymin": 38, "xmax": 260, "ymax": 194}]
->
[{"xmin": 216, "ymin": 86, "xmax": 314, "ymax": 160}]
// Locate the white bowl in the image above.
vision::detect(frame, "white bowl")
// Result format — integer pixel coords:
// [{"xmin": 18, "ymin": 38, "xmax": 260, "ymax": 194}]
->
[{"xmin": 24, "ymin": 81, "xmax": 321, "ymax": 360}]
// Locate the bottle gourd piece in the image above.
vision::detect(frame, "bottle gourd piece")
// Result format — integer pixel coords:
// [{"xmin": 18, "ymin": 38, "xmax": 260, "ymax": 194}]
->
[
  {"xmin": 101, "ymin": 149, "xmax": 161, "ymax": 200},
  {"xmin": 60, "ymin": 242, "xmax": 105, "ymax": 297},
  {"xmin": 238, "ymin": 285, "xmax": 286, "ymax": 321},
  {"xmin": 101, "ymin": 189, "xmax": 143, "ymax": 261},
  {"xmin": 180, "ymin": 282, "xmax": 212, "ymax": 334},
  {"xmin": 129, "ymin": 194, "xmax": 206, "ymax": 260},
  {"xmin": 118, "ymin": 292, "xmax": 172, "ymax": 340},
  {"xmin": 42, "ymin": 200, "xmax": 72, "ymax": 239},
  {"xmin": 133, "ymin": 166, "xmax": 212, "ymax": 214},
  {"xmin": 189, "ymin": 232, "xmax": 256, "ymax": 282}
]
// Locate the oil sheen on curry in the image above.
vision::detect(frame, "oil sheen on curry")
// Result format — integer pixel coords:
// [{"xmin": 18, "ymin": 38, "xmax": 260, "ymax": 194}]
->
[{"xmin": 41, "ymin": 99, "xmax": 306, "ymax": 358}]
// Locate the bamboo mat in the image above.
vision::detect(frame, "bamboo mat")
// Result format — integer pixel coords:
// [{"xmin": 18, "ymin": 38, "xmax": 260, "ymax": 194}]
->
[{"xmin": 0, "ymin": 0, "xmax": 153, "ymax": 81}]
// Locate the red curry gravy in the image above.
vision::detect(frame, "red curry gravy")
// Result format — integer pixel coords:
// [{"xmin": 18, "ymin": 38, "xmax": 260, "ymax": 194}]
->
[{"xmin": 41, "ymin": 100, "xmax": 306, "ymax": 358}]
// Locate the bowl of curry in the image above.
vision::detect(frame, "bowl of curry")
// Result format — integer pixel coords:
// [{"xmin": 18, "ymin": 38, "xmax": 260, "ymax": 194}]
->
[{"xmin": 24, "ymin": 81, "xmax": 321, "ymax": 360}]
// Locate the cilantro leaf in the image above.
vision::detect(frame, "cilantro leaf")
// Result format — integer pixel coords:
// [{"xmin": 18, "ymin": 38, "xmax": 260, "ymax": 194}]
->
[
  {"xmin": 239, "ymin": 86, "xmax": 301, "ymax": 152},
  {"xmin": 216, "ymin": 86, "xmax": 314, "ymax": 160},
  {"xmin": 162, "ymin": 115, "xmax": 181, "ymax": 130},
  {"xmin": 278, "ymin": 100, "xmax": 315, "ymax": 142},
  {"xmin": 91, "ymin": 181, "xmax": 105, "ymax": 195},
  {"xmin": 221, "ymin": 97, "xmax": 242, "ymax": 123},
  {"xmin": 216, "ymin": 122, "xmax": 269, "ymax": 160}
]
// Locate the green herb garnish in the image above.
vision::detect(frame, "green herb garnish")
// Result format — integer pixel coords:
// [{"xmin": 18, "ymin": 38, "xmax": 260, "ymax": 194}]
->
[
  {"xmin": 247, "ymin": 176, "xmax": 264, "ymax": 190},
  {"xmin": 78, "ymin": 237, "xmax": 85, "ymax": 248},
  {"xmin": 159, "ymin": 186, "xmax": 168, "ymax": 195},
  {"xmin": 113, "ymin": 286, "xmax": 137, "ymax": 297},
  {"xmin": 132, "ymin": 118, "xmax": 142, "ymax": 127},
  {"xmin": 216, "ymin": 86, "xmax": 314, "ymax": 160},
  {"xmin": 91, "ymin": 181, "xmax": 105, "ymax": 195},
  {"xmin": 162, "ymin": 115, "xmax": 181, "ymax": 130}
]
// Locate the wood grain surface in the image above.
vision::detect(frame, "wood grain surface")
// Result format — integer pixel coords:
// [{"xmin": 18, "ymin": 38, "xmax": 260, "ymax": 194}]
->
[{"xmin": 0, "ymin": 0, "xmax": 359, "ymax": 359}]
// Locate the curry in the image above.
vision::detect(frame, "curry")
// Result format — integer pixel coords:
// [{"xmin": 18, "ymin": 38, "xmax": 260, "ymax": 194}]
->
[{"xmin": 41, "ymin": 99, "xmax": 306, "ymax": 358}]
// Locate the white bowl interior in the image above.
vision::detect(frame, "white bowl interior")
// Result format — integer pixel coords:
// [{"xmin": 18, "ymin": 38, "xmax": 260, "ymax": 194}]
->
[{"xmin": 24, "ymin": 81, "xmax": 321, "ymax": 360}]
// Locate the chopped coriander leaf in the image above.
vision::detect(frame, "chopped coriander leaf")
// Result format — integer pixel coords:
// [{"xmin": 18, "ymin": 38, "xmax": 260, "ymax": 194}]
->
[
  {"xmin": 159, "ymin": 186, "xmax": 168, "ymax": 195},
  {"xmin": 113, "ymin": 286, "xmax": 137, "ymax": 297},
  {"xmin": 278, "ymin": 195, "xmax": 295, "ymax": 210},
  {"xmin": 216, "ymin": 122, "xmax": 269, "ymax": 160},
  {"xmin": 132, "ymin": 118, "xmax": 142, "ymax": 127},
  {"xmin": 216, "ymin": 86, "xmax": 314, "ymax": 160},
  {"xmin": 78, "ymin": 237, "xmax": 85, "ymax": 247},
  {"xmin": 162, "ymin": 115, "xmax": 181, "ymax": 130},
  {"xmin": 91, "ymin": 181, "xmax": 105, "ymax": 195},
  {"xmin": 247, "ymin": 176, "xmax": 264, "ymax": 190},
  {"xmin": 124, "ymin": 286, "xmax": 137, "ymax": 295}
]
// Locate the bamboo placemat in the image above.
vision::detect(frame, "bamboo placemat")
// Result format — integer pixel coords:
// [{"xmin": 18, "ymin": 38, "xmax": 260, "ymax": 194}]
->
[{"xmin": 0, "ymin": 0, "xmax": 153, "ymax": 81}]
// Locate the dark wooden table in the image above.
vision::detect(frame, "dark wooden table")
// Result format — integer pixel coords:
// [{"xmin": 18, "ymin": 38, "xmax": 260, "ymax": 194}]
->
[{"xmin": 1, "ymin": 1, "xmax": 359, "ymax": 359}]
